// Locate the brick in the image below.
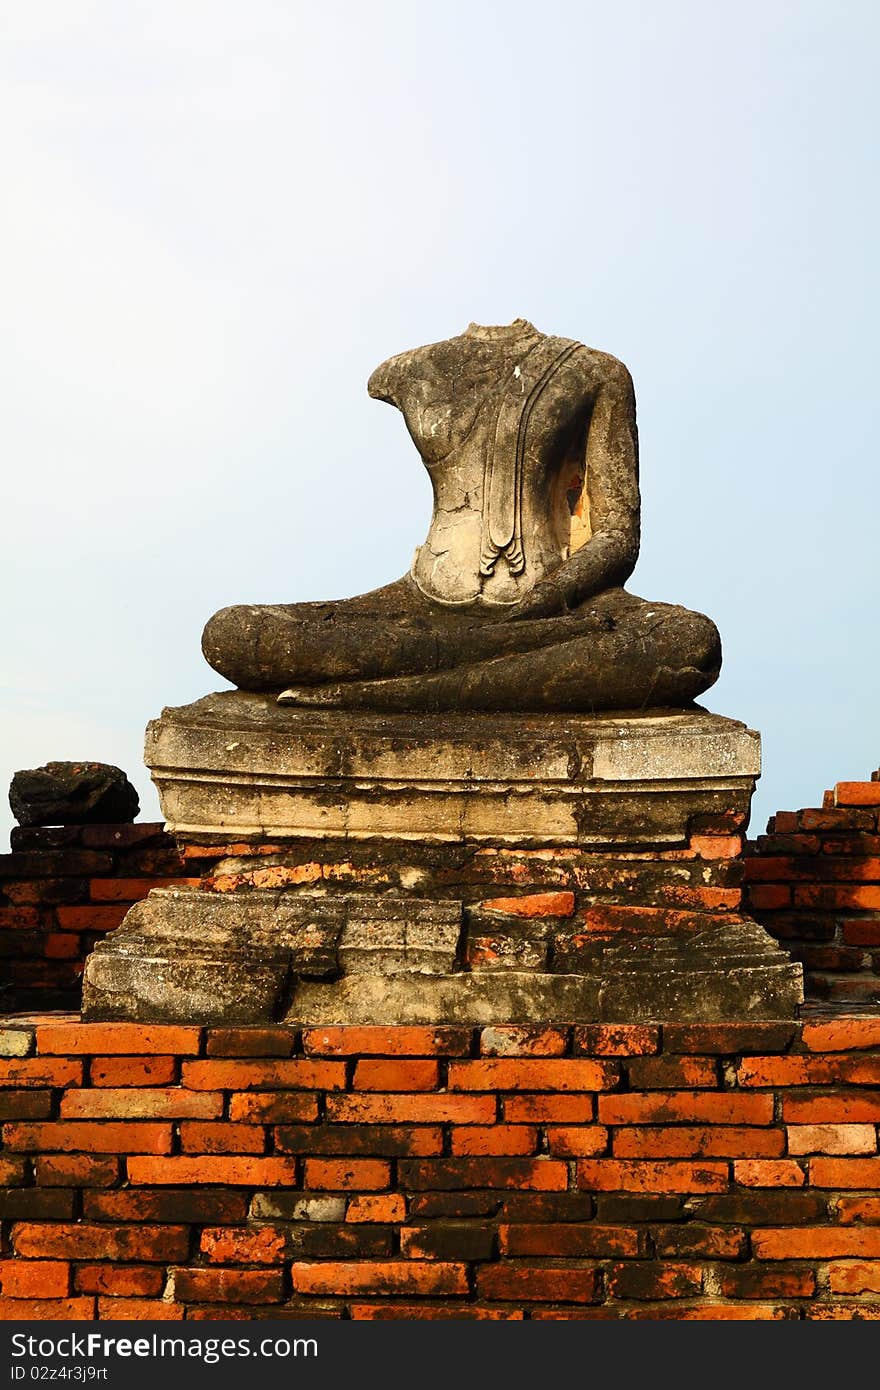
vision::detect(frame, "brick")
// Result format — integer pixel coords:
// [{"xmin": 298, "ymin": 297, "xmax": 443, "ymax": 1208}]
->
[
  {"xmin": 198, "ymin": 1228, "xmax": 287, "ymax": 1264},
  {"xmin": 6, "ymin": 878, "xmax": 91, "ymax": 906},
  {"xmin": 607, "ymin": 1262, "xmax": 702, "ymax": 1300},
  {"xmin": 0, "ymin": 1297, "xmax": 95, "ymax": 1320},
  {"xmin": 0, "ymin": 1058, "xmax": 81, "ymax": 1088},
  {"xmin": 477, "ymin": 1263, "xmax": 599, "ymax": 1303},
  {"xmin": 353, "ymin": 1059, "xmax": 439, "ymax": 1091},
  {"xmin": 842, "ymin": 922, "xmax": 880, "ymax": 946},
  {"xmin": 275, "ymin": 1124, "xmax": 443, "ymax": 1157},
  {"xmin": 734, "ymin": 1160, "xmax": 805, "ymax": 1187},
  {"xmin": 835, "ymin": 782, "xmax": 880, "ymax": 806},
  {"xmin": 794, "ymin": 885, "xmax": 880, "ymax": 910},
  {"xmin": 291, "ymin": 1261, "xmax": 468, "ymax": 1296},
  {"xmin": 302, "ymin": 1027, "xmax": 472, "ymax": 1056},
  {"xmin": 0, "ymin": 1090, "xmax": 52, "ymax": 1119},
  {"xmin": 836, "ymin": 1198, "xmax": 880, "ymax": 1224},
  {"xmin": 828, "ymin": 1261, "xmax": 880, "ymax": 1294},
  {"xmin": 0, "ymin": 1261, "xmax": 70, "ymax": 1298},
  {"xmin": 662, "ymin": 1022, "xmax": 797, "ymax": 1055},
  {"xmin": 55, "ymin": 906, "xmax": 128, "ymax": 932},
  {"xmin": 581, "ymin": 903, "xmax": 742, "ymax": 934},
  {"xmin": 347, "ymin": 1194, "xmax": 406, "ymax": 1223},
  {"xmin": 480, "ymin": 1026, "xmax": 569, "ymax": 1057},
  {"xmin": 74, "ymin": 1265, "xmax": 164, "ymax": 1296},
  {"xmin": 89, "ymin": 877, "xmax": 198, "ymax": 900},
  {"xmin": 755, "ymin": 1227, "xmax": 880, "ymax": 1258},
  {"xmin": 737, "ymin": 1055, "xmax": 880, "ymax": 1087},
  {"xmin": 0, "ymin": 1155, "xmax": 27, "ymax": 1185},
  {"xmin": 795, "ymin": 945, "xmax": 864, "ymax": 972},
  {"xmin": 303, "ymin": 1159, "xmax": 390, "ymax": 1190},
  {"xmin": 0, "ymin": 1190, "xmax": 76, "ymax": 1219},
  {"xmin": 4, "ymin": 1122, "xmax": 171, "ymax": 1154},
  {"xmin": 450, "ymin": 1126, "xmax": 538, "ymax": 1155},
  {"xmin": 614, "ymin": 1126, "xmax": 784, "ymax": 1158},
  {"xmin": 545, "ymin": 1126, "xmax": 608, "ymax": 1157},
  {"xmin": 754, "ymin": 833, "xmax": 821, "ymax": 854},
  {"xmin": 128, "ymin": 1156, "xmax": 298, "ymax": 1185},
  {"xmin": 171, "ymin": 1268, "xmax": 284, "ymax": 1304},
  {"xmin": 577, "ymin": 1160, "xmax": 728, "ymax": 1192},
  {"xmin": 810, "ymin": 1157, "xmax": 880, "ymax": 1188},
  {"xmin": 12, "ymin": 1223, "xmax": 189, "ymax": 1261},
  {"xmin": 504, "ymin": 1094, "xmax": 594, "ymax": 1123},
  {"xmin": 573, "ymin": 1025, "xmax": 659, "ymax": 1056},
  {"xmin": 399, "ymin": 1158, "xmax": 568, "ymax": 1191},
  {"xmin": 229, "ymin": 1092, "xmax": 320, "ymax": 1123},
  {"xmin": 599, "ymin": 1091, "xmax": 773, "ymax": 1125},
  {"xmin": 61, "ymin": 1087, "xmax": 222, "ymax": 1119},
  {"xmin": 717, "ymin": 1265, "xmax": 816, "ymax": 1298},
  {"xmin": 83, "ymin": 1188, "xmax": 248, "ymax": 1222},
  {"xmin": 801, "ymin": 1018, "xmax": 880, "ymax": 1051},
  {"xmin": 626, "ymin": 1055, "xmax": 718, "ymax": 1088},
  {"xmin": 350, "ymin": 1303, "xmax": 522, "ymax": 1321},
  {"xmin": 787, "ymin": 1123, "xmax": 876, "ymax": 1155},
  {"xmin": 205, "ymin": 1027, "xmax": 296, "ymax": 1057},
  {"xmin": 594, "ymin": 1195, "xmax": 684, "ymax": 1222},
  {"xmin": 0, "ymin": 907, "xmax": 41, "ymax": 929},
  {"xmin": 499, "ymin": 1223, "xmax": 640, "ymax": 1257},
  {"xmin": 653, "ymin": 1225, "xmax": 747, "ymax": 1258},
  {"xmin": 447, "ymin": 1059, "xmax": 618, "ymax": 1091},
  {"xmin": 180, "ymin": 1122, "xmax": 266, "ymax": 1154},
  {"xmin": 782, "ymin": 1092, "xmax": 880, "ymax": 1123},
  {"xmin": 747, "ymin": 886, "xmax": 791, "ymax": 910},
  {"xmin": 501, "ymin": 1193, "xmax": 595, "ymax": 1221},
  {"xmin": 96, "ymin": 1298, "xmax": 184, "ymax": 1320},
  {"xmin": 479, "ymin": 891, "xmax": 575, "ymax": 917},
  {"xmin": 35, "ymin": 1155, "xmax": 120, "ymax": 1187},
  {"xmin": 689, "ymin": 834, "xmax": 743, "ymax": 859},
  {"xmin": 325, "ymin": 1094, "xmax": 496, "ymax": 1125},
  {"xmin": 91, "ymin": 1056, "xmax": 178, "ymax": 1086},
  {"xmin": 400, "ymin": 1222, "xmax": 495, "ymax": 1261},
  {"xmin": 182, "ymin": 1059, "xmax": 346, "ymax": 1090},
  {"xmin": 805, "ymin": 1304, "xmax": 880, "ymax": 1320},
  {"xmin": 694, "ymin": 1192, "xmax": 827, "ymax": 1225},
  {"xmin": 36, "ymin": 1023, "xmax": 201, "ymax": 1055},
  {"xmin": 45, "ymin": 935, "xmax": 82, "ymax": 959},
  {"xmin": 800, "ymin": 808, "xmax": 875, "ymax": 831}
]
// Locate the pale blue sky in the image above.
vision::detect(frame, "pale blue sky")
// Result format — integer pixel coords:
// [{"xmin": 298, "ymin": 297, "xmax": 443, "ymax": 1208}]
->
[{"xmin": 2, "ymin": 1, "xmax": 878, "ymax": 843}]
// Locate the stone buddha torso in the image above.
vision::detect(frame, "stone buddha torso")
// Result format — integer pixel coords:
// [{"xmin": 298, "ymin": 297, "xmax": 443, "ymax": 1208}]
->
[
  {"xmin": 201, "ymin": 319, "xmax": 722, "ymax": 712},
  {"xmin": 368, "ymin": 320, "xmax": 591, "ymax": 607}
]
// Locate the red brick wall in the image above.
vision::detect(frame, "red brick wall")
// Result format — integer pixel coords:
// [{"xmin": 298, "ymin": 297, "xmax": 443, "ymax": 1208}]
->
[
  {"xmin": 1, "ymin": 1017, "xmax": 879, "ymax": 1320},
  {"xmin": 746, "ymin": 774, "xmax": 880, "ymax": 1005},
  {"xmin": 0, "ymin": 826, "xmax": 194, "ymax": 1012}
]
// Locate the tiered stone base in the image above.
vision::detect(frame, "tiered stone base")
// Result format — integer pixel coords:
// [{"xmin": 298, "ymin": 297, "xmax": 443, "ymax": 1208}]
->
[
  {"xmin": 1, "ymin": 1013, "xmax": 879, "ymax": 1320},
  {"xmin": 80, "ymin": 697, "xmax": 801, "ymax": 1024}
]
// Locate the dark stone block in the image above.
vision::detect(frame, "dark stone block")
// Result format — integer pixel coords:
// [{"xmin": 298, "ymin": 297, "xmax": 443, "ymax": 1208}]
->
[{"xmin": 9, "ymin": 763, "xmax": 139, "ymax": 827}]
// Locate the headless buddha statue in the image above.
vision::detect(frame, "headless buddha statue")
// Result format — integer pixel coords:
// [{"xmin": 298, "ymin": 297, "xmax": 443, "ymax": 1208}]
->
[{"xmin": 202, "ymin": 320, "xmax": 721, "ymax": 711}]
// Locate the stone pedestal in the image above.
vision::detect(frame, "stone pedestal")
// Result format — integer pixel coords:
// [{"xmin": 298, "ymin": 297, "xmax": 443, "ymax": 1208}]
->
[{"xmin": 81, "ymin": 694, "xmax": 803, "ymax": 1024}]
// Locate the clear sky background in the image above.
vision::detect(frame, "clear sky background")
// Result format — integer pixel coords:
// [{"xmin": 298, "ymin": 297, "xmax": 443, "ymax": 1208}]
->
[{"xmin": 2, "ymin": 1, "xmax": 878, "ymax": 845}]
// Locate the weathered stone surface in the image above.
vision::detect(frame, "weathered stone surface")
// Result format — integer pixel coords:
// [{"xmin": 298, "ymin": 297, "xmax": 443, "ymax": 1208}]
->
[
  {"xmin": 81, "ymin": 886, "xmax": 802, "ymax": 1025},
  {"xmin": 9, "ymin": 763, "xmax": 139, "ymax": 827},
  {"xmin": 146, "ymin": 696, "xmax": 759, "ymax": 847},
  {"xmin": 287, "ymin": 972, "xmax": 602, "ymax": 1026},
  {"xmin": 81, "ymin": 889, "xmax": 466, "ymax": 1023},
  {"xmin": 201, "ymin": 321, "xmax": 721, "ymax": 712}
]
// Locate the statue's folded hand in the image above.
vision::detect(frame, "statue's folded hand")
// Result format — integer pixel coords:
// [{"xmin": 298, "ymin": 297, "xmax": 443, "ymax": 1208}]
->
[{"xmin": 501, "ymin": 578, "xmax": 568, "ymax": 623}]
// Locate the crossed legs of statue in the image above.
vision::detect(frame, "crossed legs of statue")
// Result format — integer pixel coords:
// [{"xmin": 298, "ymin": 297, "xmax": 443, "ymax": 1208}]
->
[{"xmin": 202, "ymin": 581, "xmax": 721, "ymax": 713}]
